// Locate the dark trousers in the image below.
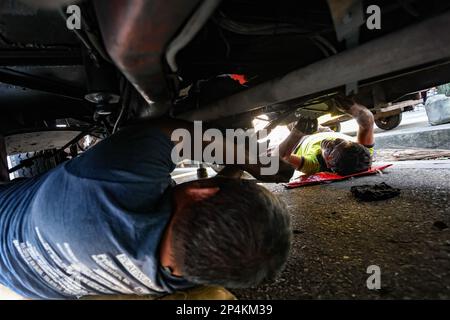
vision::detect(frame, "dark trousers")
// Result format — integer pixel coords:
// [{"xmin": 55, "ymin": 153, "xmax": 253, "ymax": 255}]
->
[{"xmin": 0, "ymin": 135, "xmax": 9, "ymax": 182}]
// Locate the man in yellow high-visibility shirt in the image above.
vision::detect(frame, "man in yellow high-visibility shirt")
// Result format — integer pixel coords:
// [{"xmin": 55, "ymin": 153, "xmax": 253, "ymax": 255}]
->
[{"xmin": 279, "ymin": 95, "xmax": 375, "ymax": 176}]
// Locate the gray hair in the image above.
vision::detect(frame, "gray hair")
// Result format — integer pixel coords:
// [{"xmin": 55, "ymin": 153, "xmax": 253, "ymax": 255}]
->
[{"xmin": 172, "ymin": 179, "xmax": 292, "ymax": 288}]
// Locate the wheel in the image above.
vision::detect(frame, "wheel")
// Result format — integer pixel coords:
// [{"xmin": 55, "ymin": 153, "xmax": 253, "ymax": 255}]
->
[
  {"xmin": 8, "ymin": 150, "xmax": 67, "ymax": 179},
  {"xmin": 375, "ymin": 113, "xmax": 402, "ymax": 130}
]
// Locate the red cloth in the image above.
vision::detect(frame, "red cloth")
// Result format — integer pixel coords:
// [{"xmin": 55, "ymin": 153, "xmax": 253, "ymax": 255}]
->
[
  {"xmin": 229, "ymin": 74, "xmax": 247, "ymax": 85},
  {"xmin": 284, "ymin": 164, "xmax": 393, "ymax": 189}
]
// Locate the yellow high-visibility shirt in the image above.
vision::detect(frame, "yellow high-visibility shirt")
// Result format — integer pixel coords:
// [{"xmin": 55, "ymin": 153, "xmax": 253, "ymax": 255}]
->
[{"xmin": 293, "ymin": 132, "xmax": 374, "ymax": 175}]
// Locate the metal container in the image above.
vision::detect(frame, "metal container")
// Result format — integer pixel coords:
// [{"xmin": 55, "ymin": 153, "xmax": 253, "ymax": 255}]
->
[{"xmin": 425, "ymin": 94, "xmax": 450, "ymax": 125}]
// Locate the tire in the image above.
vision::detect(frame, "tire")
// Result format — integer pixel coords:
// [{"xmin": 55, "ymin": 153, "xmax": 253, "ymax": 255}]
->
[
  {"xmin": 8, "ymin": 150, "xmax": 65, "ymax": 179},
  {"xmin": 375, "ymin": 113, "xmax": 402, "ymax": 130}
]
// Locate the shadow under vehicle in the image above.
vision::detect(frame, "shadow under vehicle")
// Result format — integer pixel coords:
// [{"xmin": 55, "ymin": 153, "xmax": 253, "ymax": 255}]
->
[{"xmin": 2, "ymin": 0, "xmax": 450, "ymax": 179}]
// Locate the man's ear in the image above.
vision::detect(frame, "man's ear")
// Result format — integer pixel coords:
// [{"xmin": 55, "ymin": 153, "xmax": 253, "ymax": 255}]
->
[{"xmin": 185, "ymin": 187, "xmax": 220, "ymax": 202}]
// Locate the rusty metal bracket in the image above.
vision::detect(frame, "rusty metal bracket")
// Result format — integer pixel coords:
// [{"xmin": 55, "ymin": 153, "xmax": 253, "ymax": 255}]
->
[
  {"xmin": 327, "ymin": 0, "xmax": 364, "ymax": 45},
  {"xmin": 327, "ymin": 0, "xmax": 364, "ymax": 94}
]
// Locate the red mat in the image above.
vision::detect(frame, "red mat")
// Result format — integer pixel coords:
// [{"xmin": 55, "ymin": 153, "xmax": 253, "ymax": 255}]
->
[{"xmin": 284, "ymin": 164, "xmax": 393, "ymax": 189}]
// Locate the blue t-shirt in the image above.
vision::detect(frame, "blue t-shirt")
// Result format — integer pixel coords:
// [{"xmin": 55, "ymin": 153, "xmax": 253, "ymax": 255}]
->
[{"xmin": 0, "ymin": 125, "xmax": 193, "ymax": 299}]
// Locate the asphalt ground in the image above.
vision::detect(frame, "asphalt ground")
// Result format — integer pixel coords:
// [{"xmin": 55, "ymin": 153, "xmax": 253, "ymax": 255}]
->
[{"xmin": 232, "ymin": 164, "xmax": 450, "ymax": 299}]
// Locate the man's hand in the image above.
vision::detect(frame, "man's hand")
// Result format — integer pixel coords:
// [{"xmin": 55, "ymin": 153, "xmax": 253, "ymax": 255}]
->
[
  {"xmin": 278, "ymin": 117, "xmax": 317, "ymax": 161},
  {"xmin": 243, "ymin": 158, "xmax": 294, "ymax": 183},
  {"xmin": 294, "ymin": 117, "xmax": 318, "ymax": 135},
  {"xmin": 216, "ymin": 165, "xmax": 245, "ymax": 179}
]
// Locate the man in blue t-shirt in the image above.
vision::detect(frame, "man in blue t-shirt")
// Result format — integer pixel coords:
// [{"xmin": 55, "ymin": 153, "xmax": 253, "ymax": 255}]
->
[{"xmin": 0, "ymin": 119, "xmax": 292, "ymax": 299}]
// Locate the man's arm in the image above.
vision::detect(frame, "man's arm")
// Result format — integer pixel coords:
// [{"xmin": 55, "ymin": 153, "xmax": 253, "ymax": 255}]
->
[
  {"xmin": 138, "ymin": 118, "xmax": 293, "ymax": 182},
  {"xmin": 334, "ymin": 96, "xmax": 375, "ymax": 146},
  {"xmin": 278, "ymin": 128, "xmax": 307, "ymax": 170},
  {"xmin": 277, "ymin": 117, "xmax": 318, "ymax": 170},
  {"xmin": 278, "ymin": 128, "xmax": 306, "ymax": 160}
]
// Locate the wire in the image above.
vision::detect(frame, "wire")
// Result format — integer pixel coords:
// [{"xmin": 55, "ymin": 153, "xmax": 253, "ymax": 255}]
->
[
  {"xmin": 217, "ymin": 25, "xmax": 231, "ymax": 58},
  {"xmin": 112, "ymin": 79, "xmax": 130, "ymax": 134},
  {"xmin": 112, "ymin": 97, "xmax": 126, "ymax": 134},
  {"xmin": 313, "ymin": 35, "xmax": 338, "ymax": 55},
  {"xmin": 310, "ymin": 37, "xmax": 330, "ymax": 57},
  {"xmin": 214, "ymin": 12, "xmax": 314, "ymax": 36}
]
